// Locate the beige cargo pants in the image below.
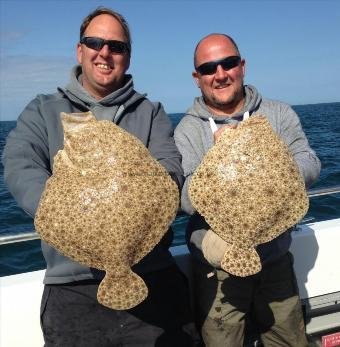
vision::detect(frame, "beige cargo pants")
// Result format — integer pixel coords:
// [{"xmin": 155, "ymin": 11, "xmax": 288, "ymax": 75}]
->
[{"xmin": 193, "ymin": 253, "xmax": 308, "ymax": 347}]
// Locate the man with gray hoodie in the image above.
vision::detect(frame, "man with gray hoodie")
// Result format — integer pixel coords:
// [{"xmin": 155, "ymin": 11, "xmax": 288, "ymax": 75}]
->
[
  {"xmin": 174, "ymin": 34, "xmax": 321, "ymax": 347},
  {"xmin": 3, "ymin": 7, "xmax": 197, "ymax": 347}
]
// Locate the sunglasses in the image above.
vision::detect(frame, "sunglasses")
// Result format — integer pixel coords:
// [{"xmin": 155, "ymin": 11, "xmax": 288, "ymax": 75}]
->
[
  {"xmin": 80, "ymin": 36, "xmax": 130, "ymax": 54},
  {"xmin": 196, "ymin": 56, "xmax": 241, "ymax": 75}
]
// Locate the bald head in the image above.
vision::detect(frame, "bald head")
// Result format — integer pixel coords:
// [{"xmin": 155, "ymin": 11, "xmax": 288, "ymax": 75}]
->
[
  {"xmin": 194, "ymin": 34, "xmax": 240, "ymax": 68},
  {"xmin": 191, "ymin": 33, "xmax": 245, "ymax": 116}
]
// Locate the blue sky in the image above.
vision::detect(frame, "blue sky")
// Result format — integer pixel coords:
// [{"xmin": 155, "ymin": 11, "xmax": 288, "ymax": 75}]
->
[{"xmin": 1, "ymin": 0, "xmax": 339, "ymax": 121}]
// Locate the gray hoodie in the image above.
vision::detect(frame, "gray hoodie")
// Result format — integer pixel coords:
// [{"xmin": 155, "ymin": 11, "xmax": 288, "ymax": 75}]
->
[
  {"xmin": 174, "ymin": 85, "xmax": 321, "ymax": 266},
  {"xmin": 3, "ymin": 65, "xmax": 183, "ymax": 283}
]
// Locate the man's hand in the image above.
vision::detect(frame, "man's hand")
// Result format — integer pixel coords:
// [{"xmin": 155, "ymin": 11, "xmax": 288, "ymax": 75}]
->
[{"xmin": 214, "ymin": 123, "xmax": 237, "ymax": 142}]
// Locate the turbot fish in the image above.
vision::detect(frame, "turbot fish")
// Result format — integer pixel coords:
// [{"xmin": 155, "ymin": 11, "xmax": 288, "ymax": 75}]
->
[
  {"xmin": 35, "ymin": 112, "xmax": 179, "ymax": 309},
  {"xmin": 189, "ymin": 114, "xmax": 308, "ymax": 277}
]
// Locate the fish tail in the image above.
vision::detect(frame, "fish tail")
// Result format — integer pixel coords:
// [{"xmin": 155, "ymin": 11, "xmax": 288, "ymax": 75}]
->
[
  {"xmin": 220, "ymin": 244, "xmax": 262, "ymax": 277},
  {"xmin": 97, "ymin": 268, "xmax": 148, "ymax": 310}
]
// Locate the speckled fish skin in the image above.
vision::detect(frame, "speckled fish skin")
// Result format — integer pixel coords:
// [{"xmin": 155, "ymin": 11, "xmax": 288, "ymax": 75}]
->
[
  {"xmin": 35, "ymin": 112, "xmax": 179, "ymax": 310},
  {"xmin": 189, "ymin": 114, "xmax": 309, "ymax": 277}
]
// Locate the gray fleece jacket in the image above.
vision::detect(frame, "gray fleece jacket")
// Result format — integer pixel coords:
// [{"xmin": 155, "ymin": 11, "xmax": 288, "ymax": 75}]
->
[
  {"xmin": 3, "ymin": 65, "xmax": 183, "ymax": 284},
  {"xmin": 174, "ymin": 85, "xmax": 321, "ymax": 266}
]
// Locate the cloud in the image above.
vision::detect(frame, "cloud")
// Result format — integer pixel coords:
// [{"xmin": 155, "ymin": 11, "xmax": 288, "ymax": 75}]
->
[
  {"xmin": 0, "ymin": 30, "xmax": 25, "ymax": 41},
  {"xmin": 0, "ymin": 55, "xmax": 75, "ymax": 120}
]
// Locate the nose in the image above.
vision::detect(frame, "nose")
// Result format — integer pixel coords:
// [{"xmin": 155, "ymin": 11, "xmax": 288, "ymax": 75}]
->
[
  {"xmin": 214, "ymin": 64, "xmax": 228, "ymax": 81},
  {"xmin": 98, "ymin": 44, "xmax": 110, "ymax": 58}
]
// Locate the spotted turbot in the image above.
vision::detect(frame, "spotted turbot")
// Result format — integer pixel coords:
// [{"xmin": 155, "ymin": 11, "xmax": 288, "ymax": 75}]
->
[
  {"xmin": 189, "ymin": 114, "xmax": 309, "ymax": 277},
  {"xmin": 35, "ymin": 112, "xmax": 179, "ymax": 310}
]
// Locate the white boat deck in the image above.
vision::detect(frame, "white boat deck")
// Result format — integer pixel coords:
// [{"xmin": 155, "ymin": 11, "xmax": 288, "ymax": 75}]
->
[{"xmin": 1, "ymin": 218, "xmax": 340, "ymax": 346}]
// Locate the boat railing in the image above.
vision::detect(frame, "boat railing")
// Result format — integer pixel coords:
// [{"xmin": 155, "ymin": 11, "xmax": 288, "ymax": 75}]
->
[{"xmin": 1, "ymin": 185, "xmax": 340, "ymax": 246}]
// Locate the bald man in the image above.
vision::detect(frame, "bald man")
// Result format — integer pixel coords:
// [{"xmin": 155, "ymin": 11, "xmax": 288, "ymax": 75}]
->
[{"xmin": 175, "ymin": 34, "xmax": 320, "ymax": 347}]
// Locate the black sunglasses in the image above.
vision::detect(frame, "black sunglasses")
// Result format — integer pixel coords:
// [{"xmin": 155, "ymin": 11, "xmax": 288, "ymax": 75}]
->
[
  {"xmin": 80, "ymin": 36, "xmax": 130, "ymax": 54},
  {"xmin": 196, "ymin": 56, "xmax": 241, "ymax": 75}
]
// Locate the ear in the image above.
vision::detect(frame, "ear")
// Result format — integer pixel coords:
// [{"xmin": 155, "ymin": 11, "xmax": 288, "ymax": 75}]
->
[
  {"xmin": 77, "ymin": 42, "xmax": 83, "ymax": 64},
  {"xmin": 192, "ymin": 71, "xmax": 201, "ymax": 88},
  {"xmin": 125, "ymin": 56, "xmax": 131, "ymax": 71},
  {"xmin": 240, "ymin": 58, "xmax": 246, "ymax": 77}
]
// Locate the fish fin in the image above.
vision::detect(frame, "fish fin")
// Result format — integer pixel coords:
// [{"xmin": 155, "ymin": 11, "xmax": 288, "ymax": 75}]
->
[
  {"xmin": 97, "ymin": 268, "xmax": 148, "ymax": 310},
  {"xmin": 220, "ymin": 244, "xmax": 261, "ymax": 277},
  {"xmin": 60, "ymin": 111, "xmax": 96, "ymax": 133}
]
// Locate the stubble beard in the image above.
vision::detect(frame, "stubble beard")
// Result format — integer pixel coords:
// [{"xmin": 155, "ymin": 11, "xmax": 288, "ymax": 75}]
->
[{"xmin": 211, "ymin": 86, "xmax": 245, "ymax": 114}]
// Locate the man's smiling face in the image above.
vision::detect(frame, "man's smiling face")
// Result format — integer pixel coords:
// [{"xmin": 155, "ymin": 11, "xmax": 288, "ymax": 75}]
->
[
  {"xmin": 77, "ymin": 14, "xmax": 130, "ymax": 99},
  {"xmin": 193, "ymin": 34, "xmax": 245, "ymax": 115}
]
